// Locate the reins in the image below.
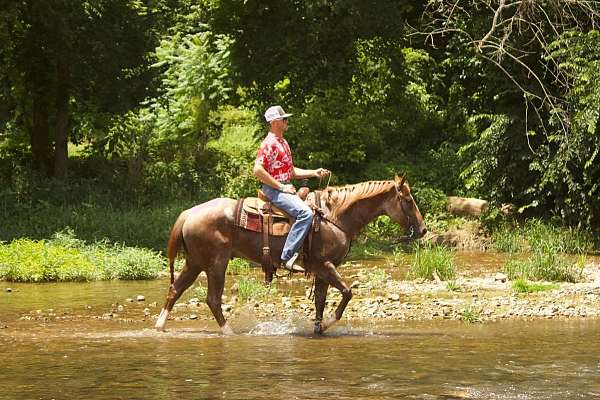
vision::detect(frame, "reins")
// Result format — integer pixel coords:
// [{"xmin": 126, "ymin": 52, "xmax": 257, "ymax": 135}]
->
[{"xmin": 312, "ymin": 173, "xmax": 350, "ymax": 235}]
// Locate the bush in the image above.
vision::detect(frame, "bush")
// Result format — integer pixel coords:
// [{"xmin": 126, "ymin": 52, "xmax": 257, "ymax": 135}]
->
[{"xmin": 0, "ymin": 230, "xmax": 164, "ymax": 282}]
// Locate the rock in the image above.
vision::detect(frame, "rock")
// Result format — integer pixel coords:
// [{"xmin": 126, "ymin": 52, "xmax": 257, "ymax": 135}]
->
[
  {"xmin": 117, "ymin": 305, "xmax": 124, "ymax": 312},
  {"xmin": 5, "ymin": 288, "xmax": 12, "ymax": 293},
  {"xmin": 447, "ymin": 196, "xmax": 489, "ymax": 217},
  {"xmin": 223, "ymin": 304, "xmax": 232, "ymax": 312},
  {"xmin": 494, "ymin": 273, "xmax": 507, "ymax": 283},
  {"xmin": 136, "ymin": 295, "xmax": 145, "ymax": 302},
  {"xmin": 388, "ymin": 293, "xmax": 400, "ymax": 301},
  {"xmin": 126, "ymin": 298, "xmax": 134, "ymax": 303},
  {"xmin": 143, "ymin": 308, "xmax": 150, "ymax": 316},
  {"xmin": 189, "ymin": 314, "xmax": 198, "ymax": 320}
]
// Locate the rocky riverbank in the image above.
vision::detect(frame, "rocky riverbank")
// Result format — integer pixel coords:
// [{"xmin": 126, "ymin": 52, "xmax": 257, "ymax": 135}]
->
[
  {"xmin": 162, "ymin": 259, "xmax": 600, "ymax": 325},
  {"xmin": 4, "ymin": 259, "xmax": 599, "ymax": 329}
]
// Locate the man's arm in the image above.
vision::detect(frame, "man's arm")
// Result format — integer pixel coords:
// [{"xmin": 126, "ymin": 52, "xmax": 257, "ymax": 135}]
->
[
  {"xmin": 293, "ymin": 167, "xmax": 330, "ymax": 179},
  {"xmin": 253, "ymin": 163, "xmax": 284, "ymax": 190}
]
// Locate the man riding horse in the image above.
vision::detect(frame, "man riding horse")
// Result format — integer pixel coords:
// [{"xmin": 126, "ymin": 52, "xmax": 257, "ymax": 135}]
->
[
  {"xmin": 252, "ymin": 105, "xmax": 330, "ymax": 273},
  {"xmin": 154, "ymin": 105, "xmax": 427, "ymax": 335}
]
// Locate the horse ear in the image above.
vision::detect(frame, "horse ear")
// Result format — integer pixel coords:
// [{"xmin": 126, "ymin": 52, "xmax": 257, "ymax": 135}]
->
[{"xmin": 397, "ymin": 172, "xmax": 406, "ymax": 187}]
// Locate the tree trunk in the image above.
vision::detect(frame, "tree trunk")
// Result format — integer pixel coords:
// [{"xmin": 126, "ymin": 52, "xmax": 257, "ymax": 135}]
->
[
  {"xmin": 54, "ymin": 57, "xmax": 70, "ymax": 178},
  {"xmin": 31, "ymin": 94, "xmax": 51, "ymax": 175}
]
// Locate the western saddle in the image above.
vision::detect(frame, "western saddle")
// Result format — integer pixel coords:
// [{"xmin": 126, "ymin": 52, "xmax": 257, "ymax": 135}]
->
[{"xmin": 234, "ymin": 186, "xmax": 319, "ymax": 281}]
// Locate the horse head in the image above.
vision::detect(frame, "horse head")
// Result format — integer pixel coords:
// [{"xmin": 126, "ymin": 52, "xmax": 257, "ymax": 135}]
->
[{"xmin": 385, "ymin": 173, "xmax": 427, "ymax": 239}]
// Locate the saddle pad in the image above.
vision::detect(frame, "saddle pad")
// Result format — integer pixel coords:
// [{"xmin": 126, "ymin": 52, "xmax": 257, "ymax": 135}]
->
[
  {"xmin": 237, "ymin": 198, "xmax": 291, "ymax": 236},
  {"xmin": 242, "ymin": 197, "xmax": 289, "ymax": 218}
]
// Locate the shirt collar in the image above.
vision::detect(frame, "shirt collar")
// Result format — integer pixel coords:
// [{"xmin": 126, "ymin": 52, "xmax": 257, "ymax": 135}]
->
[{"xmin": 268, "ymin": 131, "xmax": 285, "ymax": 142}]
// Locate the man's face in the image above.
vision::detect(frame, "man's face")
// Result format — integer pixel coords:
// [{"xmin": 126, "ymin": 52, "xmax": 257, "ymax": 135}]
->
[{"xmin": 273, "ymin": 118, "xmax": 289, "ymax": 132}]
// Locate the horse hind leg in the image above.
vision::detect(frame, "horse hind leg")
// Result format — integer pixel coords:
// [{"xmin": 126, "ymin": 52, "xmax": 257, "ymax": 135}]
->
[{"xmin": 155, "ymin": 260, "xmax": 201, "ymax": 332}]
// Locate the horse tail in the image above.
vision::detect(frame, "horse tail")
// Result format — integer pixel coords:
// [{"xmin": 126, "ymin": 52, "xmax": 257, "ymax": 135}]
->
[{"xmin": 166, "ymin": 212, "xmax": 187, "ymax": 285}]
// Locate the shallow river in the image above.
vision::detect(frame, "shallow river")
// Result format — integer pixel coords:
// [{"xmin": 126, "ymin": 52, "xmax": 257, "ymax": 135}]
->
[{"xmin": 2, "ymin": 258, "xmax": 600, "ymax": 399}]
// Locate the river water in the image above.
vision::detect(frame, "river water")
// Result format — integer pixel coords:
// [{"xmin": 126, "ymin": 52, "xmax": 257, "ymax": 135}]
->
[{"xmin": 2, "ymin": 257, "xmax": 600, "ymax": 399}]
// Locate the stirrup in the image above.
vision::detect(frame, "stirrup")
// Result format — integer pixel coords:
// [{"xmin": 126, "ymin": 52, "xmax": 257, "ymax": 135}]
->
[{"xmin": 280, "ymin": 263, "xmax": 305, "ymax": 273}]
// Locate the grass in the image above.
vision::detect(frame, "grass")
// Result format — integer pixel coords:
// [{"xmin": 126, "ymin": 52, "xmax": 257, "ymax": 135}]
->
[
  {"xmin": 360, "ymin": 269, "xmax": 389, "ymax": 290},
  {"xmin": 194, "ymin": 284, "xmax": 208, "ymax": 300},
  {"xmin": 503, "ymin": 251, "xmax": 585, "ymax": 283},
  {"xmin": 512, "ymin": 278, "xmax": 558, "ymax": 293},
  {"xmin": 460, "ymin": 307, "xmax": 482, "ymax": 323},
  {"xmin": 227, "ymin": 258, "xmax": 251, "ymax": 275},
  {"xmin": 446, "ymin": 280, "xmax": 461, "ymax": 291},
  {"xmin": 0, "ymin": 196, "xmax": 195, "ymax": 252},
  {"xmin": 235, "ymin": 276, "xmax": 275, "ymax": 301},
  {"xmin": 0, "ymin": 230, "xmax": 164, "ymax": 282},
  {"xmin": 491, "ymin": 219, "xmax": 594, "ymax": 254},
  {"xmin": 406, "ymin": 244, "xmax": 456, "ymax": 281}
]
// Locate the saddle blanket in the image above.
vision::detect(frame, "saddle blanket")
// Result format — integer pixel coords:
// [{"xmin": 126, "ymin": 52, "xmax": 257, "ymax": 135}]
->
[{"xmin": 236, "ymin": 197, "xmax": 291, "ymax": 236}]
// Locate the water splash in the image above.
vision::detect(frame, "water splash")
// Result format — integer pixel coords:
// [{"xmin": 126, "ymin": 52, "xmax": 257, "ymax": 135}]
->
[{"xmin": 248, "ymin": 320, "xmax": 298, "ymax": 336}]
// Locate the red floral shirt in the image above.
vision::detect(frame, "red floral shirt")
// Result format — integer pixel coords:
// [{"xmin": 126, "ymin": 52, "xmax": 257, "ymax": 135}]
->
[{"xmin": 255, "ymin": 132, "xmax": 294, "ymax": 182}]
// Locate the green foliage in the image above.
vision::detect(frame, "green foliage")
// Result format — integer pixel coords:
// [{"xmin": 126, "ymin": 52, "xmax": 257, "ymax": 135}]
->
[
  {"xmin": 0, "ymin": 230, "xmax": 163, "ymax": 282},
  {"xmin": 360, "ymin": 269, "xmax": 389, "ymax": 291},
  {"xmin": 458, "ymin": 114, "xmax": 512, "ymax": 198},
  {"xmin": 207, "ymin": 106, "xmax": 261, "ymax": 198},
  {"xmin": 194, "ymin": 283, "xmax": 208, "ymax": 300},
  {"xmin": 235, "ymin": 276, "xmax": 273, "ymax": 301},
  {"xmin": 491, "ymin": 219, "xmax": 593, "ymax": 254},
  {"xmin": 364, "ymin": 216, "xmax": 405, "ymax": 241},
  {"xmin": 0, "ymin": 174, "xmax": 197, "ymax": 251},
  {"xmin": 536, "ymin": 30, "xmax": 600, "ymax": 226},
  {"xmin": 227, "ymin": 258, "xmax": 251, "ymax": 275},
  {"xmin": 460, "ymin": 307, "xmax": 482, "ymax": 324},
  {"xmin": 406, "ymin": 244, "xmax": 456, "ymax": 281},
  {"xmin": 491, "ymin": 224, "xmax": 528, "ymax": 253},
  {"xmin": 446, "ymin": 280, "xmax": 461, "ymax": 292},
  {"xmin": 152, "ymin": 30, "xmax": 234, "ymax": 145},
  {"xmin": 504, "ymin": 252, "xmax": 585, "ymax": 283},
  {"xmin": 291, "ymin": 89, "xmax": 381, "ymax": 179},
  {"xmin": 512, "ymin": 278, "xmax": 558, "ymax": 294}
]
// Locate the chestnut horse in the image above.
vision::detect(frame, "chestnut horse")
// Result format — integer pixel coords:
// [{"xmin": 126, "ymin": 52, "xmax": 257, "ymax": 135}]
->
[{"xmin": 155, "ymin": 175, "xmax": 427, "ymax": 335}]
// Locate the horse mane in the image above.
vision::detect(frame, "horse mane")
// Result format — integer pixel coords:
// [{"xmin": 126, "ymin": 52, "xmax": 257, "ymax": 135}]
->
[{"xmin": 324, "ymin": 180, "xmax": 395, "ymax": 218}]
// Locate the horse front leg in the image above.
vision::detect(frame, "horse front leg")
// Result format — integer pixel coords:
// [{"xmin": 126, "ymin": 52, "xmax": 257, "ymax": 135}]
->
[
  {"xmin": 316, "ymin": 261, "xmax": 353, "ymax": 334},
  {"xmin": 313, "ymin": 276, "xmax": 329, "ymax": 334},
  {"xmin": 155, "ymin": 261, "xmax": 200, "ymax": 331}
]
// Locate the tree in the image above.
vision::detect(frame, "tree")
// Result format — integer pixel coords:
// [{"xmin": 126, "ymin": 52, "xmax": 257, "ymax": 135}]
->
[
  {"xmin": 419, "ymin": 0, "xmax": 600, "ymax": 226},
  {"xmin": 0, "ymin": 0, "xmax": 171, "ymax": 177}
]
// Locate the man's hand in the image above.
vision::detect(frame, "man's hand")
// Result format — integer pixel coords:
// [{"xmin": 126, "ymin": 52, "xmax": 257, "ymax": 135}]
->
[
  {"xmin": 280, "ymin": 184, "xmax": 296, "ymax": 194},
  {"xmin": 315, "ymin": 168, "xmax": 331, "ymax": 178}
]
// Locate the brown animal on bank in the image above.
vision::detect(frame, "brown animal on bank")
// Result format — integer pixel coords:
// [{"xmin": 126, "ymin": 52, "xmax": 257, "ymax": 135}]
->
[{"xmin": 155, "ymin": 174, "xmax": 427, "ymax": 335}]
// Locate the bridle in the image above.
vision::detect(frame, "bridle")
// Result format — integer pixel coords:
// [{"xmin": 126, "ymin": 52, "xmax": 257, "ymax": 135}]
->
[{"xmin": 394, "ymin": 180, "xmax": 417, "ymax": 239}]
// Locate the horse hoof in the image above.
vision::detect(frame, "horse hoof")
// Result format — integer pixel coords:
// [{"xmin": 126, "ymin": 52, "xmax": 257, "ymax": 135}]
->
[
  {"xmin": 314, "ymin": 323, "xmax": 323, "ymax": 335},
  {"xmin": 155, "ymin": 309, "xmax": 169, "ymax": 331},
  {"xmin": 221, "ymin": 323, "xmax": 235, "ymax": 336},
  {"xmin": 321, "ymin": 316, "xmax": 337, "ymax": 332}
]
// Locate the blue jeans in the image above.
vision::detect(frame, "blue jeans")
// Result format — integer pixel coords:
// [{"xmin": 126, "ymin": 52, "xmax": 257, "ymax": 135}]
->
[{"xmin": 262, "ymin": 184, "xmax": 313, "ymax": 261}]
